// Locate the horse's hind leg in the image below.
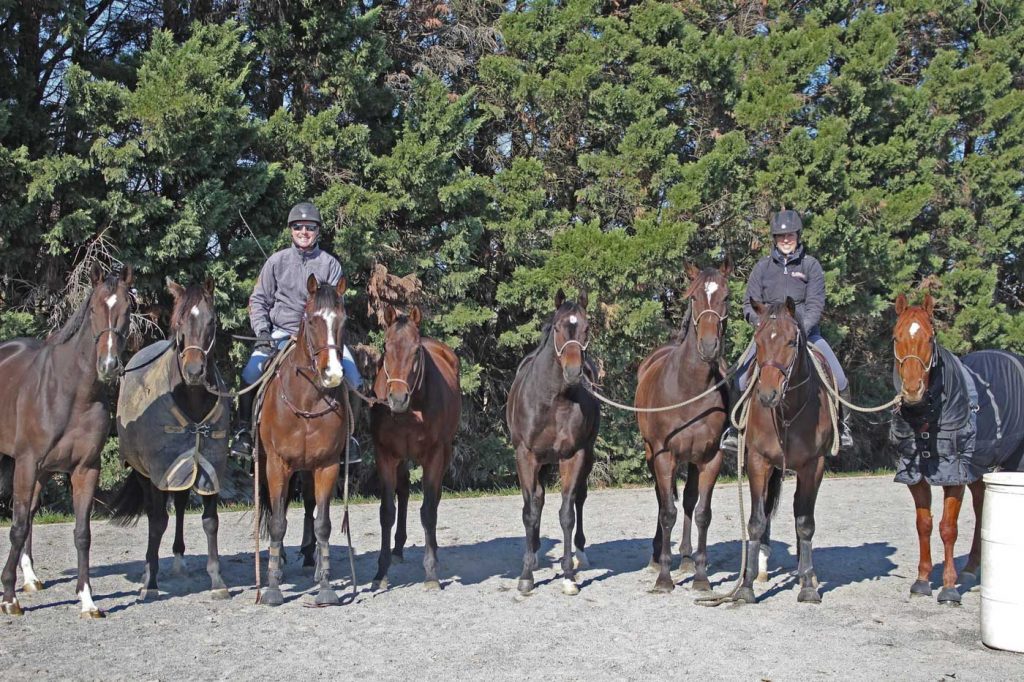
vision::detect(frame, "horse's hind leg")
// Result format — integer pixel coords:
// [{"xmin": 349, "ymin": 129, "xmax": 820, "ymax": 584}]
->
[
  {"xmin": 691, "ymin": 452, "xmax": 723, "ymax": 593},
  {"xmin": 312, "ymin": 463, "xmax": 341, "ymax": 605},
  {"xmin": 961, "ymin": 480, "xmax": 984, "ymax": 583},
  {"xmin": 907, "ymin": 480, "xmax": 934, "ymax": 597},
  {"xmin": 201, "ymin": 493, "xmax": 229, "ymax": 599},
  {"xmin": 70, "ymin": 465, "xmax": 104, "ymax": 618},
  {"xmin": 648, "ymin": 450, "xmax": 677, "ymax": 593},
  {"xmin": 172, "ymin": 490, "xmax": 188, "ymax": 576},
  {"xmin": 793, "ymin": 457, "xmax": 825, "ymax": 604},
  {"xmin": 1, "ymin": 461, "xmax": 38, "ymax": 615},
  {"xmin": 515, "ymin": 447, "xmax": 543, "ymax": 594},
  {"xmin": 373, "ymin": 452, "xmax": 399, "ymax": 590},
  {"xmin": 21, "ymin": 476, "xmax": 47, "ymax": 593},
  {"xmin": 572, "ymin": 449, "xmax": 594, "ymax": 571},
  {"xmin": 300, "ymin": 471, "xmax": 316, "ymax": 567},
  {"xmin": 420, "ymin": 447, "xmax": 449, "ymax": 590},
  {"xmin": 393, "ymin": 462, "xmax": 410, "ymax": 562},
  {"xmin": 937, "ymin": 485, "xmax": 965, "ymax": 605},
  {"xmin": 141, "ymin": 483, "xmax": 168, "ymax": 601},
  {"xmin": 679, "ymin": 462, "xmax": 698, "ymax": 575}
]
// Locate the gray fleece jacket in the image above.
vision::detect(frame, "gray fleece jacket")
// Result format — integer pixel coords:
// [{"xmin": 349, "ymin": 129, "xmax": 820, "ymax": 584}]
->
[
  {"xmin": 248, "ymin": 245, "xmax": 344, "ymax": 337},
  {"xmin": 743, "ymin": 243, "xmax": 826, "ymax": 337}
]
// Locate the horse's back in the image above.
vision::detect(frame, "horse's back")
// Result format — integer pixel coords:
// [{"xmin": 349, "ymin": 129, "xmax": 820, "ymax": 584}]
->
[
  {"xmin": 0, "ymin": 338, "xmax": 47, "ymax": 448},
  {"xmin": 424, "ymin": 336, "xmax": 461, "ymax": 440},
  {"xmin": 963, "ymin": 350, "xmax": 1024, "ymax": 472}
]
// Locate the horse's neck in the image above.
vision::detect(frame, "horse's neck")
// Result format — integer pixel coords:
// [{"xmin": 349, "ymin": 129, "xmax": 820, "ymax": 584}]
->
[
  {"xmin": 52, "ymin": 316, "xmax": 102, "ymax": 400},
  {"xmin": 169, "ymin": 348, "xmax": 218, "ymax": 423},
  {"xmin": 523, "ymin": 333, "xmax": 570, "ymax": 401},
  {"xmin": 277, "ymin": 335, "xmax": 323, "ymax": 408},
  {"xmin": 673, "ymin": 327, "xmax": 716, "ymax": 383},
  {"xmin": 779, "ymin": 344, "xmax": 818, "ymax": 417}
]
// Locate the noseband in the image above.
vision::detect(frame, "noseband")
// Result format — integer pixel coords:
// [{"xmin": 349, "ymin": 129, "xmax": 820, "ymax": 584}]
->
[
  {"xmin": 383, "ymin": 344, "xmax": 425, "ymax": 396},
  {"xmin": 758, "ymin": 316, "xmax": 805, "ymax": 397},
  {"xmin": 893, "ymin": 336, "xmax": 936, "ymax": 373},
  {"xmin": 691, "ymin": 304, "xmax": 727, "ymax": 361}
]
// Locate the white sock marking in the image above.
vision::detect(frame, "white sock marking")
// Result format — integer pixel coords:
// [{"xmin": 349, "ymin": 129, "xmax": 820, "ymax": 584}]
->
[
  {"xmin": 20, "ymin": 553, "xmax": 39, "ymax": 586},
  {"xmin": 704, "ymin": 280, "xmax": 719, "ymax": 305},
  {"xmin": 79, "ymin": 583, "xmax": 97, "ymax": 613},
  {"xmin": 758, "ymin": 548, "xmax": 770, "ymax": 577}
]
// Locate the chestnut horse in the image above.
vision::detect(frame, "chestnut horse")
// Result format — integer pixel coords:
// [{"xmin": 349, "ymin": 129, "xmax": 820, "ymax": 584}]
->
[
  {"xmin": 257, "ymin": 275, "xmax": 350, "ymax": 606},
  {"xmin": 636, "ymin": 261, "xmax": 732, "ymax": 593},
  {"xmin": 0, "ymin": 265, "xmax": 134, "ymax": 617},
  {"xmin": 891, "ymin": 293, "xmax": 1024, "ymax": 605},
  {"xmin": 370, "ymin": 305, "xmax": 461, "ymax": 590},
  {"xmin": 737, "ymin": 298, "xmax": 834, "ymax": 604},
  {"xmin": 111, "ymin": 277, "xmax": 230, "ymax": 600},
  {"xmin": 507, "ymin": 290, "xmax": 599, "ymax": 596}
]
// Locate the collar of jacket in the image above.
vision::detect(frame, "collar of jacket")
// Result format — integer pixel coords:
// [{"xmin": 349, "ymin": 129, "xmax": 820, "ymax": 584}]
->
[
  {"xmin": 291, "ymin": 243, "xmax": 322, "ymax": 260},
  {"xmin": 771, "ymin": 242, "xmax": 805, "ymax": 266}
]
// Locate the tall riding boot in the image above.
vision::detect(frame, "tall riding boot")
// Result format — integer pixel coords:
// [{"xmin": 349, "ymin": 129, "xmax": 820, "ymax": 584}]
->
[
  {"xmin": 838, "ymin": 387, "xmax": 855, "ymax": 452},
  {"xmin": 719, "ymin": 369, "xmax": 742, "ymax": 454},
  {"xmin": 344, "ymin": 389, "xmax": 363, "ymax": 465},
  {"xmin": 230, "ymin": 390, "xmax": 255, "ymax": 460}
]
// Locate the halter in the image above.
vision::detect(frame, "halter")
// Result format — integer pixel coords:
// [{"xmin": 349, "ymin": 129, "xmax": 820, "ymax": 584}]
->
[
  {"xmin": 893, "ymin": 335, "xmax": 937, "ymax": 373},
  {"xmin": 382, "ymin": 344, "xmax": 425, "ymax": 396},
  {"xmin": 177, "ymin": 323, "xmax": 217, "ymax": 361},
  {"xmin": 691, "ymin": 305, "xmax": 727, "ymax": 361}
]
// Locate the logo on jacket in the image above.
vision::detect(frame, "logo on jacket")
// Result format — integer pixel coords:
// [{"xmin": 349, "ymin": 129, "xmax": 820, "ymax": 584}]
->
[{"xmin": 790, "ymin": 271, "xmax": 807, "ymax": 281}]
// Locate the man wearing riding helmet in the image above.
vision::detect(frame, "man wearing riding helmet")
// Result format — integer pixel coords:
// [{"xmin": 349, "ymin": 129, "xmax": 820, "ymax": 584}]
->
[
  {"xmin": 230, "ymin": 201, "xmax": 363, "ymax": 460},
  {"xmin": 720, "ymin": 209, "xmax": 854, "ymax": 454}
]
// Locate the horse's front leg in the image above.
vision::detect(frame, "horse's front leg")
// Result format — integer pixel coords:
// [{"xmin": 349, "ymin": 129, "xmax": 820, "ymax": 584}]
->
[
  {"xmin": 678, "ymin": 461, "xmax": 698, "ymax": 575},
  {"xmin": 793, "ymin": 456, "xmax": 825, "ymax": 603},
  {"xmin": 300, "ymin": 471, "xmax": 316, "ymax": 568},
  {"xmin": 419, "ymin": 446, "xmax": 448, "ymax": 590},
  {"xmin": 140, "ymin": 483, "xmax": 168, "ymax": 601},
  {"xmin": 937, "ymin": 485, "xmax": 965, "ymax": 605},
  {"xmin": 171, "ymin": 489, "xmax": 188, "ymax": 576},
  {"xmin": 908, "ymin": 480, "xmax": 934, "ymax": 597},
  {"xmin": 201, "ymin": 493, "xmax": 229, "ymax": 598},
  {"xmin": 393, "ymin": 462, "xmax": 410, "ymax": 562},
  {"xmin": 261, "ymin": 454, "xmax": 290, "ymax": 607},
  {"xmin": 649, "ymin": 450, "xmax": 677, "ymax": 594},
  {"xmin": 70, "ymin": 465, "xmax": 104, "ymax": 618},
  {"xmin": 737, "ymin": 452, "xmax": 772, "ymax": 604},
  {"xmin": 515, "ymin": 447, "xmax": 543, "ymax": 595},
  {"xmin": 691, "ymin": 452, "xmax": 723, "ymax": 593},
  {"xmin": 557, "ymin": 449, "xmax": 588, "ymax": 596},
  {"xmin": 1, "ymin": 460, "xmax": 38, "ymax": 615},
  {"xmin": 571, "ymin": 448, "xmax": 594, "ymax": 571},
  {"xmin": 312, "ymin": 463, "xmax": 340, "ymax": 605},
  {"xmin": 372, "ymin": 451, "xmax": 399, "ymax": 591}
]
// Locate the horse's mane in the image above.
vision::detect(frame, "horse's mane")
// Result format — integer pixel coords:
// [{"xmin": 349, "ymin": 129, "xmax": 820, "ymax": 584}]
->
[
  {"xmin": 48, "ymin": 275, "xmax": 120, "ymax": 345},
  {"xmin": 312, "ymin": 283, "xmax": 343, "ymax": 312},
  {"xmin": 762, "ymin": 301, "xmax": 806, "ymax": 342},
  {"xmin": 170, "ymin": 285, "xmax": 211, "ymax": 331}
]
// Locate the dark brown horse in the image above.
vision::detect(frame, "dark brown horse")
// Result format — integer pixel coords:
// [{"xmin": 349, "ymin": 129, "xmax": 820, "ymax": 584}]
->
[
  {"xmin": 257, "ymin": 275, "xmax": 350, "ymax": 606},
  {"xmin": 891, "ymin": 293, "xmax": 1024, "ymax": 605},
  {"xmin": 506, "ymin": 290, "xmax": 599, "ymax": 596},
  {"xmin": 111, "ymin": 277, "xmax": 230, "ymax": 600},
  {"xmin": 737, "ymin": 298, "xmax": 834, "ymax": 604},
  {"xmin": 636, "ymin": 260, "xmax": 732, "ymax": 593},
  {"xmin": 370, "ymin": 305, "xmax": 461, "ymax": 590},
  {"xmin": 0, "ymin": 264, "xmax": 135, "ymax": 617}
]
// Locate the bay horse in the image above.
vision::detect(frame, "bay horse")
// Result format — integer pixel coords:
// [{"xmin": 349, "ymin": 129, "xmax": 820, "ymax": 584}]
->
[
  {"xmin": 636, "ymin": 260, "xmax": 732, "ymax": 593},
  {"xmin": 111, "ymin": 277, "xmax": 230, "ymax": 600},
  {"xmin": 257, "ymin": 275, "xmax": 350, "ymax": 606},
  {"xmin": 891, "ymin": 293, "xmax": 1024, "ymax": 605},
  {"xmin": 737, "ymin": 298, "xmax": 834, "ymax": 604},
  {"xmin": 0, "ymin": 264, "xmax": 135, "ymax": 617},
  {"xmin": 370, "ymin": 305, "xmax": 461, "ymax": 590},
  {"xmin": 506, "ymin": 289, "xmax": 599, "ymax": 596}
]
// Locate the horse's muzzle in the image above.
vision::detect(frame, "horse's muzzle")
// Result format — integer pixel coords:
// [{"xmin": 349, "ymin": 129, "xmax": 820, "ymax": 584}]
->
[
  {"xmin": 97, "ymin": 357, "xmax": 121, "ymax": 383},
  {"xmin": 562, "ymin": 365, "xmax": 583, "ymax": 385},
  {"xmin": 388, "ymin": 392, "xmax": 410, "ymax": 413},
  {"xmin": 757, "ymin": 387, "xmax": 781, "ymax": 409},
  {"xmin": 182, "ymin": 361, "xmax": 205, "ymax": 386},
  {"xmin": 698, "ymin": 338, "xmax": 720, "ymax": 363}
]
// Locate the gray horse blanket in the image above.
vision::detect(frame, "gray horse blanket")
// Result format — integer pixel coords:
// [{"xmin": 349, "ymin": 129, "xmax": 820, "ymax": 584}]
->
[
  {"xmin": 117, "ymin": 340, "xmax": 230, "ymax": 494},
  {"xmin": 892, "ymin": 348, "xmax": 1024, "ymax": 486}
]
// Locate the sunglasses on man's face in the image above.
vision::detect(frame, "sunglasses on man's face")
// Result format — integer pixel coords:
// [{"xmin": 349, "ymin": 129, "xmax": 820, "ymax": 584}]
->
[{"xmin": 291, "ymin": 223, "xmax": 319, "ymax": 233}]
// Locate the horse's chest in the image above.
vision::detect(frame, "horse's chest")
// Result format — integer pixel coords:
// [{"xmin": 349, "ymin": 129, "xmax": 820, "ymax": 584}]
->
[{"xmin": 528, "ymin": 403, "xmax": 590, "ymax": 458}]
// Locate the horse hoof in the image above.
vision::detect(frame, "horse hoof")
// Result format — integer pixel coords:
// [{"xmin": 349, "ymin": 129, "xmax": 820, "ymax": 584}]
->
[
  {"xmin": 734, "ymin": 587, "xmax": 757, "ymax": 604},
  {"xmin": 209, "ymin": 588, "xmax": 231, "ymax": 600},
  {"xmin": 678, "ymin": 557, "xmax": 696, "ymax": 575},
  {"xmin": 315, "ymin": 588, "xmax": 340, "ymax": 606},
  {"xmin": 756, "ymin": 571, "xmax": 769, "ymax": 584},
  {"xmin": 80, "ymin": 608, "xmax": 105, "ymax": 619},
  {"xmin": 423, "ymin": 580, "xmax": 441, "ymax": 592},
  {"xmin": 517, "ymin": 579, "xmax": 534, "ymax": 595},
  {"xmin": 138, "ymin": 588, "xmax": 159, "ymax": 601},
  {"xmin": 561, "ymin": 579, "xmax": 579, "ymax": 596},
  {"xmin": 937, "ymin": 587, "xmax": 961, "ymax": 606},
  {"xmin": 690, "ymin": 578, "xmax": 712, "ymax": 593},
  {"xmin": 371, "ymin": 577, "xmax": 389, "ymax": 591},
  {"xmin": 573, "ymin": 551, "xmax": 590, "ymax": 570},
  {"xmin": 650, "ymin": 579, "xmax": 675, "ymax": 594},
  {"xmin": 798, "ymin": 586, "xmax": 822, "ymax": 604},
  {"xmin": 910, "ymin": 579, "xmax": 932, "ymax": 597},
  {"xmin": 22, "ymin": 580, "xmax": 44, "ymax": 593},
  {"xmin": 260, "ymin": 587, "xmax": 284, "ymax": 607},
  {"xmin": 646, "ymin": 559, "xmax": 661, "ymax": 573},
  {"xmin": 1, "ymin": 600, "xmax": 24, "ymax": 616}
]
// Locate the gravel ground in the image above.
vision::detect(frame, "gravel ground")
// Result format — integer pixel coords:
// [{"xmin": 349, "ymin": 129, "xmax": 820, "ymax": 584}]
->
[{"xmin": 0, "ymin": 474, "xmax": 1020, "ymax": 680}]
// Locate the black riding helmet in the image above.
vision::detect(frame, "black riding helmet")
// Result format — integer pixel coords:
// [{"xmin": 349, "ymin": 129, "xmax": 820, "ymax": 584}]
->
[
  {"xmin": 288, "ymin": 201, "xmax": 322, "ymax": 226},
  {"xmin": 770, "ymin": 209, "xmax": 802, "ymax": 235}
]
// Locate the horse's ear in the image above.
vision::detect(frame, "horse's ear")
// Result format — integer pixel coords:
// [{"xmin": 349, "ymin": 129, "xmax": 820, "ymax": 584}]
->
[
  {"xmin": 785, "ymin": 296, "xmax": 796, "ymax": 317},
  {"xmin": 577, "ymin": 290, "xmax": 588, "ymax": 310},
  {"xmin": 719, "ymin": 253, "xmax": 733, "ymax": 278},
  {"xmin": 90, "ymin": 263, "xmax": 104, "ymax": 287},
  {"xmin": 166, "ymin": 276, "xmax": 185, "ymax": 300},
  {"xmin": 204, "ymin": 275, "xmax": 215, "ymax": 296},
  {"xmin": 384, "ymin": 305, "xmax": 397, "ymax": 327},
  {"xmin": 750, "ymin": 297, "xmax": 765, "ymax": 318},
  {"xmin": 685, "ymin": 263, "xmax": 701, "ymax": 281},
  {"xmin": 306, "ymin": 273, "xmax": 318, "ymax": 297},
  {"xmin": 121, "ymin": 265, "xmax": 134, "ymax": 287},
  {"xmin": 409, "ymin": 306, "xmax": 422, "ymax": 326},
  {"xmin": 335, "ymin": 275, "xmax": 347, "ymax": 297},
  {"xmin": 923, "ymin": 294, "xmax": 935, "ymax": 318},
  {"xmin": 895, "ymin": 293, "xmax": 908, "ymax": 315},
  {"xmin": 555, "ymin": 288, "xmax": 566, "ymax": 309}
]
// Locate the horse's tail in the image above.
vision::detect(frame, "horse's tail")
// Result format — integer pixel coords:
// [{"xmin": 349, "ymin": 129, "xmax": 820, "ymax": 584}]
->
[
  {"xmin": 765, "ymin": 466, "xmax": 784, "ymax": 520},
  {"xmin": 0, "ymin": 455, "xmax": 14, "ymax": 508},
  {"xmin": 109, "ymin": 469, "xmax": 147, "ymax": 527}
]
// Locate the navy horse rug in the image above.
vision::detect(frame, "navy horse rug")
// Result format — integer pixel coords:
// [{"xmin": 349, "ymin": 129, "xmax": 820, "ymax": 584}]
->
[
  {"xmin": 116, "ymin": 340, "xmax": 230, "ymax": 494},
  {"xmin": 892, "ymin": 348, "xmax": 1024, "ymax": 486}
]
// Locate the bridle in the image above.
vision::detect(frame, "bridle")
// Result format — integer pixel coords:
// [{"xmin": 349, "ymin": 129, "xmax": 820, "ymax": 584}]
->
[
  {"xmin": 757, "ymin": 313, "xmax": 808, "ymax": 399},
  {"xmin": 299, "ymin": 309, "xmax": 346, "ymax": 383},
  {"xmin": 691, "ymin": 302, "xmax": 727, "ymax": 362},
  {"xmin": 382, "ymin": 343, "xmax": 425, "ymax": 396}
]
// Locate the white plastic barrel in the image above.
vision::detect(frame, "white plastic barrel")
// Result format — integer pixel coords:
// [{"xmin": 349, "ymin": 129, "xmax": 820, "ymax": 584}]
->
[{"xmin": 981, "ymin": 471, "xmax": 1024, "ymax": 652}]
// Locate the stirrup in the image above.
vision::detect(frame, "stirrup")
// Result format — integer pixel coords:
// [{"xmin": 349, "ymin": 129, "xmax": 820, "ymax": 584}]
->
[
  {"xmin": 345, "ymin": 436, "xmax": 362, "ymax": 465},
  {"xmin": 720, "ymin": 427, "xmax": 739, "ymax": 454},
  {"xmin": 230, "ymin": 428, "xmax": 253, "ymax": 460}
]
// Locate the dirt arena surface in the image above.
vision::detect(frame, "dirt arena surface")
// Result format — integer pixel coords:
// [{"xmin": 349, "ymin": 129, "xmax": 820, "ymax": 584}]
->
[{"xmin": 1, "ymin": 475, "xmax": 1020, "ymax": 680}]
